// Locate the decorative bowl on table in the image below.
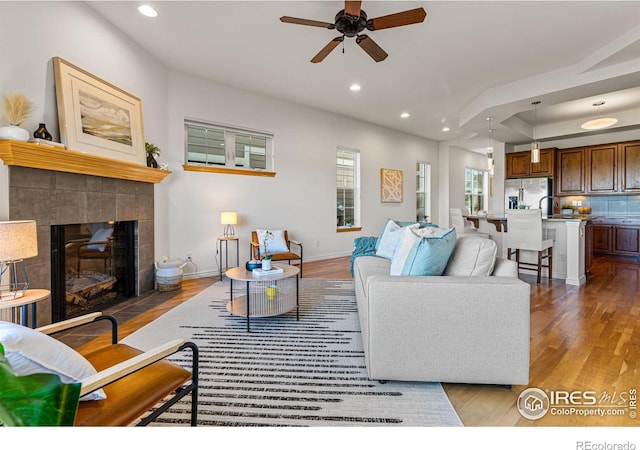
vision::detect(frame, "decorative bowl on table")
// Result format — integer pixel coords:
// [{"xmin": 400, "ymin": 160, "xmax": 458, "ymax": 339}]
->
[{"xmin": 245, "ymin": 260, "xmax": 262, "ymax": 271}]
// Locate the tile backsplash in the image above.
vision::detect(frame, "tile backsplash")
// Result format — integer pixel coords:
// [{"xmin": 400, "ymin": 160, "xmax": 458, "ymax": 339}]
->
[{"xmin": 559, "ymin": 195, "xmax": 640, "ymax": 216}]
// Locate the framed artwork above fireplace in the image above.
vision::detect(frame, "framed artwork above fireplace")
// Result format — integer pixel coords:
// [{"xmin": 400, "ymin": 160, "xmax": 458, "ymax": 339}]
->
[{"xmin": 53, "ymin": 57, "xmax": 146, "ymax": 166}]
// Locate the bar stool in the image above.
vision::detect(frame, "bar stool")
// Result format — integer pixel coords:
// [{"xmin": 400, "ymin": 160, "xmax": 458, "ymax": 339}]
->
[
  {"xmin": 506, "ymin": 209, "xmax": 553, "ymax": 284},
  {"xmin": 450, "ymin": 208, "xmax": 490, "ymax": 239}
]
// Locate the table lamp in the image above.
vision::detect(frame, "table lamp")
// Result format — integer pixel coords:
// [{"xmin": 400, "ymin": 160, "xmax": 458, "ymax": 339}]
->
[
  {"xmin": 220, "ymin": 212, "xmax": 237, "ymax": 238},
  {"xmin": 0, "ymin": 220, "xmax": 38, "ymax": 299}
]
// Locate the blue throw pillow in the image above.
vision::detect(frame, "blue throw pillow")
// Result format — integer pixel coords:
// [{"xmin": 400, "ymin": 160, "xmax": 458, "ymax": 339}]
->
[{"xmin": 390, "ymin": 227, "xmax": 457, "ymax": 276}]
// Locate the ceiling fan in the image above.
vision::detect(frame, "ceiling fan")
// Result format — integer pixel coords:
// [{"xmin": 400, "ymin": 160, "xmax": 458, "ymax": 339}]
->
[{"xmin": 280, "ymin": 1, "xmax": 427, "ymax": 63}]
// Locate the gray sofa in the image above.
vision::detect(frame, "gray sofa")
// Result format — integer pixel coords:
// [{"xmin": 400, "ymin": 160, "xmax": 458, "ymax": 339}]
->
[{"xmin": 353, "ymin": 237, "xmax": 531, "ymax": 385}]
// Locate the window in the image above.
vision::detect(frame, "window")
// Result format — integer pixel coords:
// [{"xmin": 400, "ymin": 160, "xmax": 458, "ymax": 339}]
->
[
  {"xmin": 416, "ymin": 162, "xmax": 431, "ymax": 222},
  {"xmin": 185, "ymin": 120, "xmax": 273, "ymax": 173},
  {"xmin": 465, "ymin": 168, "xmax": 488, "ymax": 214},
  {"xmin": 336, "ymin": 147, "xmax": 360, "ymax": 229}
]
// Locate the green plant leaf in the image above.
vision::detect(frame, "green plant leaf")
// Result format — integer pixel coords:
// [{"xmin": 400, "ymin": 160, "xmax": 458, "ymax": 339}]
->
[{"xmin": 0, "ymin": 342, "xmax": 81, "ymax": 426}]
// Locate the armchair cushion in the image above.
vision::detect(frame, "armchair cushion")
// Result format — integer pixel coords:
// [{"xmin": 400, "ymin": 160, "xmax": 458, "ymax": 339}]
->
[{"xmin": 0, "ymin": 321, "xmax": 106, "ymax": 401}]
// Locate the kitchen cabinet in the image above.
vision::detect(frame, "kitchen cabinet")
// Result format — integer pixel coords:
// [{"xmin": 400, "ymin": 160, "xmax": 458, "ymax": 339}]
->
[
  {"xmin": 586, "ymin": 144, "xmax": 617, "ymax": 194},
  {"xmin": 506, "ymin": 148, "xmax": 554, "ymax": 178},
  {"xmin": 591, "ymin": 219, "xmax": 640, "ymax": 258},
  {"xmin": 619, "ymin": 141, "xmax": 640, "ymax": 192},
  {"xmin": 556, "ymin": 140, "xmax": 640, "ymax": 195},
  {"xmin": 592, "ymin": 224, "xmax": 613, "ymax": 253},
  {"xmin": 556, "ymin": 147, "xmax": 585, "ymax": 195}
]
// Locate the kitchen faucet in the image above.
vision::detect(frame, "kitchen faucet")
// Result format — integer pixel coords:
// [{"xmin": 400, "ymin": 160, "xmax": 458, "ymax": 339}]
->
[{"xmin": 538, "ymin": 195, "xmax": 559, "ymax": 210}]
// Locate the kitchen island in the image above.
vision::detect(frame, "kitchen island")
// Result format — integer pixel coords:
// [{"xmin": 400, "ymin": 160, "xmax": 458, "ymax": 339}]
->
[{"xmin": 465, "ymin": 214, "xmax": 590, "ymax": 285}]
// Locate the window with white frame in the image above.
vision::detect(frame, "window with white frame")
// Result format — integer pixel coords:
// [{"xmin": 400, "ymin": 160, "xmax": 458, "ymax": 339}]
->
[
  {"xmin": 185, "ymin": 120, "xmax": 274, "ymax": 172},
  {"xmin": 336, "ymin": 147, "xmax": 360, "ymax": 228},
  {"xmin": 465, "ymin": 167, "xmax": 488, "ymax": 214},
  {"xmin": 416, "ymin": 162, "xmax": 431, "ymax": 222}
]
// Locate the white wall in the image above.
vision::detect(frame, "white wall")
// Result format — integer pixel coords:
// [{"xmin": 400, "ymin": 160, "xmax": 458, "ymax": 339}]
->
[
  {"xmin": 1, "ymin": 2, "xmax": 445, "ymax": 279},
  {"xmin": 164, "ymin": 72, "xmax": 439, "ymax": 276}
]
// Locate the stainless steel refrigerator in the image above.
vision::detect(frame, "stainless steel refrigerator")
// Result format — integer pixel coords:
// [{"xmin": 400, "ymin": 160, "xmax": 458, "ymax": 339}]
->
[{"xmin": 505, "ymin": 177, "xmax": 553, "ymax": 215}]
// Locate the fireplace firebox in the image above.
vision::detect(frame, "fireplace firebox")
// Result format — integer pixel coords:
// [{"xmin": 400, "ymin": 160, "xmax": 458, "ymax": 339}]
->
[{"xmin": 51, "ymin": 221, "xmax": 136, "ymax": 321}]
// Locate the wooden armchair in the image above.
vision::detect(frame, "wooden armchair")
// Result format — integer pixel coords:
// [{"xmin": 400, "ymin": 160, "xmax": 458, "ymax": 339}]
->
[
  {"xmin": 0, "ymin": 312, "xmax": 198, "ymax": 426},
  {"xmin": 251, "ymin": 230, "xmax": 303, "ymax": 277}
]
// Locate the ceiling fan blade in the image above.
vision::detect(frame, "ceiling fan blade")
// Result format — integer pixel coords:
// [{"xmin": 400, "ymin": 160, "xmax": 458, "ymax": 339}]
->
[
  {"xmin": 356, "ymin": 35, "xmax": 388, "ymax": 62},
  {"xmin": 345, "ymin": 1, "xmax": 362, "ymax": 17},
  {"xmin": 280, "ymin": 16, "xmax": 335, "ymax": 29},
  {"xmin": 311, "ymin": 37, "xmax": 344, "ymax": 63},
  {"xmin": 366, "ymin": 8, "xmax": 427, "ymax": 31}
]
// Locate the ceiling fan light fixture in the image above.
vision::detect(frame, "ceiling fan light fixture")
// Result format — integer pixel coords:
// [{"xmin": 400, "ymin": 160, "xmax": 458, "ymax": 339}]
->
[{"xmin": 581, "ymin": 101, "xmax": 618, "ymax": 130}]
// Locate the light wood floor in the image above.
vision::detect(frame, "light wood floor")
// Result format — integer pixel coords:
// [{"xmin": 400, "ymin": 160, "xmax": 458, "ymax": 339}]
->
[{"xmin": 76, "ymin": 255, "xmax": 640, "ymax": 427}]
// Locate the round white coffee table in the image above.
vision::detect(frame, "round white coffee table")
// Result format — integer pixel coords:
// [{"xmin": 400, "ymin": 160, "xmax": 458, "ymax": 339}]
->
[{"xmin": 225, "ymin": 264, "xmax": 300, "ymax": 332}]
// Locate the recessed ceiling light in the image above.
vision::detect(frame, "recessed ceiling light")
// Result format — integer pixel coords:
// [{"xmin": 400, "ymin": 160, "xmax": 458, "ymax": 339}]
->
[
  {"xmin": 400, "ymin": 112, "xmax": 410, "ymax": 118},
  {"xmin": 442, "ymin": 127, "xmax": 450, "ymax": 132},
  {"xmin": 350, "ymin": 84, "xmax": 361, "ymax": 91},
  {"xmin": 138, "ymin": 5, "xmax": 158, "ymax": 18}
]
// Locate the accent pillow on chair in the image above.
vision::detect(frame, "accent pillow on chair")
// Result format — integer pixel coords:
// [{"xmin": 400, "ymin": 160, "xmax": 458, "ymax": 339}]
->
[
  {"xmin": 390, "ymin": 226, "xmax": 457, "ymax": 276},
  {"xmin": 256, "ymin": 229, "xmax": 289, "ymax": 254},
  {"xmin": 0, "ymin": 321, "xmax": 106, "ymax": 401}
]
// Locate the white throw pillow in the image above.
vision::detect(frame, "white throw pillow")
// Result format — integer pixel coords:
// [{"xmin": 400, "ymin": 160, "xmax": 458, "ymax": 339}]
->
[
  {"xmin": 256, "ymin": 229, "xmax": 289, "ymax": 254},
  {"xmin": 444, "ymin": 237, "xmax": 497, "ymax": 276},
  {"xmin": 0, "ymin": 321, "xmax": 106, "ymax": 401},
  {"xmin": 376, "ymin": 221, "xmax": 419, "ymax": 259}
]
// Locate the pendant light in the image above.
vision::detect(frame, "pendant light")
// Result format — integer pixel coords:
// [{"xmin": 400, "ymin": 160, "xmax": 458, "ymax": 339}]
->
[
  {"xmin": 581, "ymin": 101, "xmax": 618, "ymax": 130},
  {"xmin": 486, "ymin": 117, "xmax": 494, "ymax": 174},
  {"xmin": 531, "ymin": 101, "xmax": 541, "ymax": 164}
]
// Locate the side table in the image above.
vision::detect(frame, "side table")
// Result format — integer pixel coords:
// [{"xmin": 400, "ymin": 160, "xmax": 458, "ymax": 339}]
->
[
  {"xmin": 218, "ymin": 236, "xmax": 239, "ymax": 281},
  {"xmin": 0, "ymin": 289, "xmax": 51, "ymax": 328},
  {"xmin": 225, "ymin": 264, "xmax": 300, "ymax": 332}
]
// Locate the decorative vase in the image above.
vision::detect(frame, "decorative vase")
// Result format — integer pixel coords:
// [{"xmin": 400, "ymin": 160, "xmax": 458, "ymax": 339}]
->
[
  {"xmin": 0, "ymin": 125, "xmax": 30, "ymax": 142},
  {"xmin": 146, "ymin": 153, "xmax": 159, "ymax": 168},
  {"xmin": 261, "ymin": 259, "xmax": 272, "ymax": 271},
  {"xmin": 33, "ymin": 123, "xmax": 53, "ymax": 141}
]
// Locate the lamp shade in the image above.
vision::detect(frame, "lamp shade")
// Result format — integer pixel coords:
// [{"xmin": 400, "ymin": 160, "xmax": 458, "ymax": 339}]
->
[
  {"xmin": 220, "ymin": 212, "xmax": 237, "ymax": 225},
  {"xmin": 0, "ymin": 220, "xmax": 38, "ymax": 261}
]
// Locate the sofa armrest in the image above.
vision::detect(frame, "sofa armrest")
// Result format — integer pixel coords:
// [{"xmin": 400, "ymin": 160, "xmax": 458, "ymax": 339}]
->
[
  {"xmin": 362, "ymin": 275, "xmax": 530, "ymax": 384},
  {"xmin": 492, "ymin": 257, "xmax": 518, "ymax": 277}
]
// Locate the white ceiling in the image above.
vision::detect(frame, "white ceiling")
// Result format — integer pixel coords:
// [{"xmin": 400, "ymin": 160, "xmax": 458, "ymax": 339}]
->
[{"xmin": 88, "ymin": 1, "xmax": 640, "ymax": 152}]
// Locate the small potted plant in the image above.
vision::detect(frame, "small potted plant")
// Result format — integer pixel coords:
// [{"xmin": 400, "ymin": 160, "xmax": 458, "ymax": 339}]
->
[
  {"xmin": 0, "ymin": 93, "xmax": 32, "ymax": 142},
  {"xmin": 561, "ymin": 204, "xmax": 575, "ymax": 215},
  {"xmin": 145, "ymin": 142, "xmax": 160, "ymax": 168},
  {"xmin": 260, "ymin": 230, "xmax": 274, "ymax": 270}
]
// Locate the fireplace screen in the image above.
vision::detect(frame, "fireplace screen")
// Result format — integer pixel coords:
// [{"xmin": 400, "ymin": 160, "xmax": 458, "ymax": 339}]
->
[{"xmin": 51, "ymin": 221, "xmax": 136, "ymax": 321}]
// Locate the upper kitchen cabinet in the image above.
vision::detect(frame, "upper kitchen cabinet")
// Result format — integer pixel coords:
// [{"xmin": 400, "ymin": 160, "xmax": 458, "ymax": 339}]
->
[
  {"xmin": 555, "ymin": 140, "xmax": 640, "ymax": 195},
  {"xmin": 586, "ymin": 143, "xmax": 617, "ymax": 194},
  {"xmin": 556, "ymin": 147, "xmax": 585, "ymax": 195},
  {"xmin": 619, "ymin": 141, "xmax": 640, "ymax": 193},
  {"xmin": 506, "ymin": 148, "xmax": 555, "ymax": 179}
]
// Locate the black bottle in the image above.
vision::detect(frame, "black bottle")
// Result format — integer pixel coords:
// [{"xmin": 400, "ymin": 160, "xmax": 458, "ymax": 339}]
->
[{"xmin": 33, "ymin": 123, "xmax": 53, "ymax": 141}]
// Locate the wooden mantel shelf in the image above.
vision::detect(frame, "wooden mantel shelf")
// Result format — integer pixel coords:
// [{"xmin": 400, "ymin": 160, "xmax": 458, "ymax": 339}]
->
[{"xmin": 0, "ymin": 140, "xmax": 170, "ymax": 183}]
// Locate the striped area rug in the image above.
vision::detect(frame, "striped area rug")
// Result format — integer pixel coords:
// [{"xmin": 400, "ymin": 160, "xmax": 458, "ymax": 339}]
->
[{"xmin": 122, "ymin": 278, "xmax": 463, "ymax": 427}]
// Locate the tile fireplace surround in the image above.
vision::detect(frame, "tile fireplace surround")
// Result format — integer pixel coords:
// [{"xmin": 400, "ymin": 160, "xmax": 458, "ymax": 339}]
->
[{"xmin": 1, "ymin": 141, "xmax": 170, "ymax": 326}]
